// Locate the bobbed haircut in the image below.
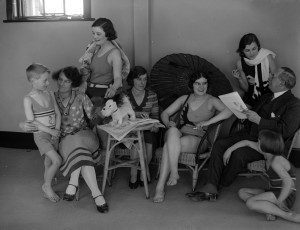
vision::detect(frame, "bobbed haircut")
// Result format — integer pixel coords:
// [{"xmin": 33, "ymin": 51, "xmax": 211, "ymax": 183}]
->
[
  {"xmin": 236, "ymin": 33, "xmax": 261, "ymax": 57},
  {"xmin": 126, "ymin": 66, "xmax": 148, "ymax": 86},
  {"xmin": 52, "ymin": 66, "xmax": 82, "ymax": 88},
  {"xmin": 279, "ymin": 67, "xmax": 296, "ymax": 89},
  {"xmin": 258, "ymin": 129, "xmax": 284, "ymax": 156},
  {"xmin": 26, "ymin": 63, "xmax": 50, "ymax": 81},
  {"xmin": 188, "ymin": 71, "xmax": 209, "ymax": 90},
  {"xmin": 92, "ymin": 18, "xmax": 117, "ymax": 41}
]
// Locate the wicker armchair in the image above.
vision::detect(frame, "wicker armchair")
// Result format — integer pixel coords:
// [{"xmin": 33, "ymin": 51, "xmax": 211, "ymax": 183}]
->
[
  {"xmin": 239, "ymin": 128, "xmax": 300, "ymax": 177},
  {"xmin": 155, "ymin": 121, "xmax": 223, "ymax": 191}
]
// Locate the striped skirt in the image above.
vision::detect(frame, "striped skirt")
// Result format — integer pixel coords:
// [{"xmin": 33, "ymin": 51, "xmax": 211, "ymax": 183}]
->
[{"xmin": 59, "ymin": 129, "xmax": 100, "ymax": 178}]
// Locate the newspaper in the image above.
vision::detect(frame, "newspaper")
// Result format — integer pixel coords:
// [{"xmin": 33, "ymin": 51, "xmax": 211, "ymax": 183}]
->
[
  {"xmin": 97, "ymin": 118, "xmax": 164, "ymax": 141},
  {"xmin": 218, "ymin": 92, "xmax": 248, "ymax": 119}
]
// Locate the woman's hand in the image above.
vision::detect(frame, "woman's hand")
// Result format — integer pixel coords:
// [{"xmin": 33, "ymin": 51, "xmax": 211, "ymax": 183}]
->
[
  {"xmin": 105, "ymin": 84, "xmax": 117, "ymax": 98},
  {"xmin": 167, "ymin": 121, "xmax": 176, "ymax": 128},
  {"xmin": 223, "ymin": 148, "xmax": 233, "ymax": 166},
  {"xmin": 140, "ymin": 112, "xmax": 149, "ymax": 119},
  {"xmin": 276, "ymin": 200, "xmax": 290, "ymax": 212},
  {"xmin": 232, "ymin": 69, "xmax": 241, "ymax": 79},
  {"xmin": 195, "ymin": 121, "xmax": 209, "ymax": 129},
  {"xmin": 80, "ymin": 67, "xmax": 90, "ymax": 76},
  {"xmin": 20, "ymin": 120, "xmax": 38, "ymax": 132},
  {"xmin": 246, "ymin": 75, "xmax": 255, "ymax": 85},
  {"xmin": 151, "ymin": 123, "xmax": 160, "ymax": 133},
  {"xmin": 49, "ymin": 129, "xmax": 61, "ymax": 138}
]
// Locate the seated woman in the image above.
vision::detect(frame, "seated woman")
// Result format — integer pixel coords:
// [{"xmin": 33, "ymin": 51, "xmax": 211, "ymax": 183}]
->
[
  {"xmin": 233, "ymin": 33, "xmax": 276, "ymax": 107},
  {"xmin": 20, "ymin": 66, "xmax": 108, "ymax": 213},
  {"xmin": 126, "ymin": 66, "xmax": 160, "ymax": 189},
  {"xmin": 153, "ymin": 72, "xmax": 232, "ymax": 203}
]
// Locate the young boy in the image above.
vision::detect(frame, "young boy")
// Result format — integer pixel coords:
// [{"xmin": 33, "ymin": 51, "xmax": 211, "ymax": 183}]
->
[{"xmin": 23, "ymin": 63, "xmax": 62, "ymax": 203}]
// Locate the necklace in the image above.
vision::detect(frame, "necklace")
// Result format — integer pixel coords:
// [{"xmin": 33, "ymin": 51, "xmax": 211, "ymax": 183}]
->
[{"xmin": 55, "ymin": 91, "xmax": 75, "ymax": 116}]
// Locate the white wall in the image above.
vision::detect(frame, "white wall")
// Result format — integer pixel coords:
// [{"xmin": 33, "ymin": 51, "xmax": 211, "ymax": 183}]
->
[
  {"xmin": 0, "ymin": 0, "xmax": 134, "ymax": 132},
  {"xmin": 1, "ymin": 0, "xmax": 300, "ymax": 138},
  {"xmin": 151, "ymin": 0, "xmax": 300, "ymax": 92}
]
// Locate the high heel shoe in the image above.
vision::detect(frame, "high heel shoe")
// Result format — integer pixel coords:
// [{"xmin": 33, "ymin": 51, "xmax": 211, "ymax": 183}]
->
[
  {"xmin": 93, "ymin": 195, "xmax": 109, "ymax": 213},
  {"xmin": 129, "ymin": 179, "xmax": 139, "ymax": 189},
  {"xmin": 63, "ymin": 184, "xmax": 78, "ymax": 201}
]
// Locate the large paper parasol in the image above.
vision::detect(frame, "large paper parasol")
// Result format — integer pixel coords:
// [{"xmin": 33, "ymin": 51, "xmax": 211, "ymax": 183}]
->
[{"xmin": 150, "ymin": 53, "xmax": 233, "ymax": 109}]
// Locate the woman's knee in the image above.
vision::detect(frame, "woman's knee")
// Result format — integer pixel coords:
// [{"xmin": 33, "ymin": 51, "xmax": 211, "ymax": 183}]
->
[
  {"xmin": 246, "ymin": 198, "xmax": 256, "ymax": 210},
  {"xmin": 238, "ymin": 188, "xmax": 248, "ymax": 201}
]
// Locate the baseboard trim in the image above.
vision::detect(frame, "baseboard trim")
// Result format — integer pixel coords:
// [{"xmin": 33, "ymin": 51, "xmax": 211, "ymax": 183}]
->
[{"xmin": 0, "ymin": 131, "xmax": 37, "ymax": 149}]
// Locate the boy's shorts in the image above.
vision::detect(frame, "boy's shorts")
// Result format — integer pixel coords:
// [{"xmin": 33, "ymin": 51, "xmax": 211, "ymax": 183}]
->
[{"xmin": 34, "ymin": 132, "xmax": 59, "ymax": 156}]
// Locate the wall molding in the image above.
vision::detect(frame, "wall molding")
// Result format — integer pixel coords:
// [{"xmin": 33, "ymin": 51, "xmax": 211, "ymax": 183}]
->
[{"xmin": 0, "ymin": 131, "xmax": 37, "ymax": 149}]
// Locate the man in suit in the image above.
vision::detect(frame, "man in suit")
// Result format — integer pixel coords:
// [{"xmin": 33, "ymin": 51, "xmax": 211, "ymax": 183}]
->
[{"xmin": 187, "ymin": 67, "xmax": 300, "ymax": 201}]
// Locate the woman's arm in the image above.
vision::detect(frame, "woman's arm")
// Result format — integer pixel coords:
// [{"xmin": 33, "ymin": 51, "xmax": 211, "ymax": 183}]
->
[
  {"xmin": 271, "ymin": 156, "xmax": 293, "ymax": 203},
  {"xmin": 196, "ymin": 97, "xmax": 232, "ymax": 128},
  {"xmin": 161, "ymin": 95, "xmax": 187, "ymax": 128},
  {"xmin": 149, "ymin": 92, "xmax": 159, "ymax": 120},
  {"xmin": 82, "ymin": 94, "xmax": 94, "ymax": 120},
  {"xmin": 51, "ymin": 92, "xmax": 61, "ymax": 131},
  {"xmin": 223, "ymin": 140, "xmax": 259, "ymax": 165},
  {"xmin": 106, "ymin": 49, "xmax": 122, "ymax": 98},
  {"xmin": 236, "ymin": 60, "xmax": 249, "ymax": 92}
]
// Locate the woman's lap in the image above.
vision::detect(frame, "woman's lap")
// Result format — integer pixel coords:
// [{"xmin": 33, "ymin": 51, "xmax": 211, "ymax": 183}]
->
[{"xmin": 59, "ymin": 129, "xmax": 100, "ymax": 177}]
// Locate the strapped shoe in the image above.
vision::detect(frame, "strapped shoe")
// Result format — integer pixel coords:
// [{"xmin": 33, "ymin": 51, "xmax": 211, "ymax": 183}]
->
[{"xmin": 63, "ymin": 184, "xmax": 78, "ymax": 201}]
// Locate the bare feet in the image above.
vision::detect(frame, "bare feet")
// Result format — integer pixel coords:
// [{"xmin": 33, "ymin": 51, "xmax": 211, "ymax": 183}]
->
[
  {"xmin": 153, "ymin": 190, "xmax": 165, "ymax": 203},
  {"xmin": 42, "ymin": 184, "xmax": 60, "ymax": 203},
  {"xmin": 167, "ymin": 173, "xmax": 179, "ymax": 186},
  {"xmin": 266, "ymin": 214, "xmax": 277, "ymax": 221},
  {"xmin": 285, "ymin": 212, "xmax": 300, "ymax": 223}
]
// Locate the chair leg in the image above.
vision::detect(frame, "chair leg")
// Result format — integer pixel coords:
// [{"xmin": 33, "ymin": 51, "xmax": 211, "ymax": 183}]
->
[
  {"xmin": 192, "ymin": 166, "xmax": 199, "ymax": 192},
  {"xmin": 137, "ymin": 131, "xmax": 150, "ymax": 199}
]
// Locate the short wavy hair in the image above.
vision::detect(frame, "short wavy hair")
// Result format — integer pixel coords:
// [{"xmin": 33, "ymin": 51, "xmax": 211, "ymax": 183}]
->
[
  {"xmin": 188, "ymin": 71, "xmax": 209, "ymax": 91},
  {"xmin": 52, "ymin": 66, "xmax": 82, "ymax": 88},
  {"xmin": 126, "ymin": 66, "xmax": 148, "ymax": 87},
  {"xmin": 92, "ymin": 18, "xmax": 117, "ymax": 41},
  {"xmin": 258, "ymin": 129, "xmax": 284, "ymax": 156},
  {"xmin": 236, "ymin": 33, "xmax": 261, "ymax": 58}
]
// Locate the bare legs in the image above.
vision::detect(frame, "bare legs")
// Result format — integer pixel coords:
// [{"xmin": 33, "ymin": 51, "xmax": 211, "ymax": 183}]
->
[
  {"xmin": 65, "ymin": 167, "xmax": 81, "ymax": 195},
  {"xmin": 64, "ymin": 166, "xmax": 105, "ymax": 205},
  {"xmin": 166, "ymin": 128, "xmax": 182, "ymax": 186},
  {"xmin": 239, "ymin": 188, "xmax": 300, "ymax": 223},
  {"xmin": 81, "ymin": 166, "xmax": 106, "ymax": 206},
  {"xmin": 43, "ymin": 150, "xmax": 62, "ymax": 202},
  {"xmin": 153, "ymin": 128, "xmax": 200, "ymax": 202}
]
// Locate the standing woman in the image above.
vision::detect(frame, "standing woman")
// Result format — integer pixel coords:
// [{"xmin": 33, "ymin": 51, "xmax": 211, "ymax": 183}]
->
[
  {"xmin": 233, "ymin": 33, "xmax": 276, "ymax": 107},
  {"xmin": 126, "ymin": 66, "xmax": 160, "ymax": 189},
  {"xmin": 21, "ymin": 67, "xmax": 109, "ymax": 213},
  {"xmin": 79, "ymin": 17, "xmax": 130, "ymax": 148}
]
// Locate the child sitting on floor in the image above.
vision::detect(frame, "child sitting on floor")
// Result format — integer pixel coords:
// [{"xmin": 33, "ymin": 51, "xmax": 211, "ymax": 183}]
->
[
  {"xmin": 223, "ymin": 129, "xmax": 300, "ymax": 223},
  {"xmin": 23, "ymin": 63, "xmax": 62, "ymax": 202}
]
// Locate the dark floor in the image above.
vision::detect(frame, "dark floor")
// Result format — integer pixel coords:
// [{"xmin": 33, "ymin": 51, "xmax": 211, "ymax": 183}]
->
[{"xmin": 0, "ymin": 147, "xmax": 299, "ymax": 230}]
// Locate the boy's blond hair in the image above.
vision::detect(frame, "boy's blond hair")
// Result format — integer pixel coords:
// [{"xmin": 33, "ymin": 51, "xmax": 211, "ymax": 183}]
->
[{"xmin": 26, "ymin": 63, "xmax": 50, "ymax": 82}]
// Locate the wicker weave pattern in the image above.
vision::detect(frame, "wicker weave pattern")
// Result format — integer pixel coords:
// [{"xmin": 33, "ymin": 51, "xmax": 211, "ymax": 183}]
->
[{"xmin": 247, "ymin": 160, "xmax": 266, "ymax": 173}]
